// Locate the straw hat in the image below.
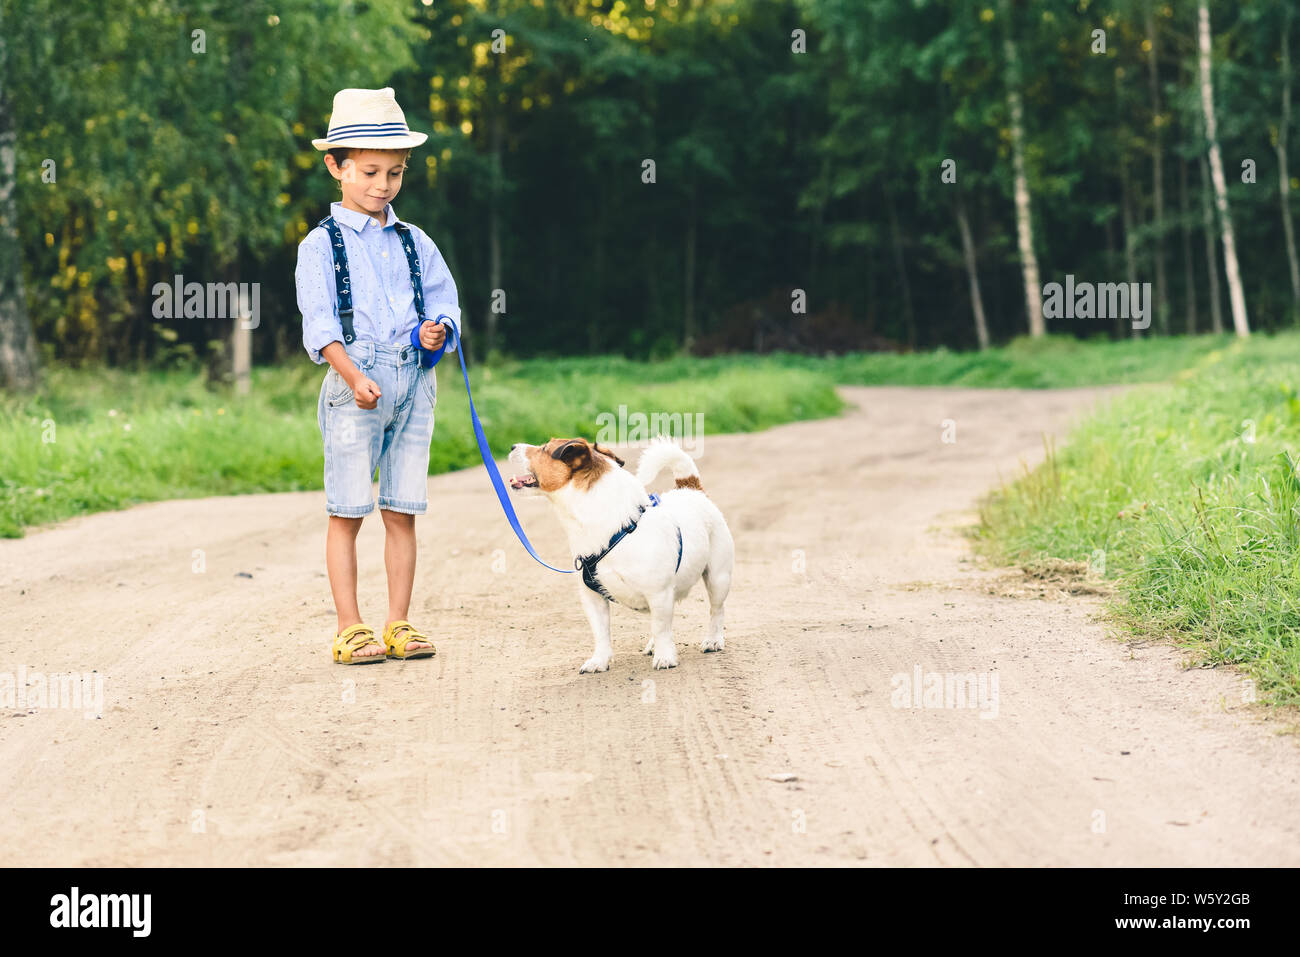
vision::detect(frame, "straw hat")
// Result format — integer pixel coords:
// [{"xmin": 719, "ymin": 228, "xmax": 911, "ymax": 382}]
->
[{"xmin": 311, "ymin": 87, "xmax": 428, "ymax": 151}]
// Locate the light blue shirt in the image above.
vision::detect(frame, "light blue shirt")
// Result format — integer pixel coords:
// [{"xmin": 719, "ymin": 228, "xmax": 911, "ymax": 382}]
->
[{"xmin": 296, "ymin": 201, "xmax": 462, "ymax": 364}]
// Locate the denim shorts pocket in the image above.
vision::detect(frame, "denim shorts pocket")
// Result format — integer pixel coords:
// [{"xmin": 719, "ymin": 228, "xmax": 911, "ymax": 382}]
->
[{"xmin": 325, "ymin": 368, "xmax": 355, "ymax": 407}]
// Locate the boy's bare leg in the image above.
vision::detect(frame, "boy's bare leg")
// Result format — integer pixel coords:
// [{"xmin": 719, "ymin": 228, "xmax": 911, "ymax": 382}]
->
[
  {"xmin": 326, "ymin": 515, "xmax": 384, "ymax": 659},
  {"xmin": 380, "ymin": 508, "xmax": 432, "ymax": 654}
]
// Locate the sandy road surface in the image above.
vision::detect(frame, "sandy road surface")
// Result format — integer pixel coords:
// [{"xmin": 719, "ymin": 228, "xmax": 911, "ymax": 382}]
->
[{"xmin": 1, "ymin": 385, "xmax": 1297, "ymax": 866}]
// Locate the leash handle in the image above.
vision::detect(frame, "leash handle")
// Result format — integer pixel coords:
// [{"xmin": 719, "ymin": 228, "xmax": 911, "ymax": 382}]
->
[
  {"xmin": 442, "ymin": 321, "xmax": 574, "ymax": 575},
  {"xmin": 411, "ymin": 316, "xmax": 448, "ymax": 368}
]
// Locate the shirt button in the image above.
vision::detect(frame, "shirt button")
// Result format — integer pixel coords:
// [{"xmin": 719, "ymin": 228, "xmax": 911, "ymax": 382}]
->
[{"xmin": 382, "ymin": 252, "xmax": 389, "ymax": 258}]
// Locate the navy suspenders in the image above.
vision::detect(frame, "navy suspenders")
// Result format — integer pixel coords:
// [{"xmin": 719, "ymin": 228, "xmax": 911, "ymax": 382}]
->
[
  {"xmin": 317, "ymin": 214, "xmax": 444, "ymax": 366},
  {"xmin": 318, "ymin": 216, "xmax": 359, "ymax": 345}
]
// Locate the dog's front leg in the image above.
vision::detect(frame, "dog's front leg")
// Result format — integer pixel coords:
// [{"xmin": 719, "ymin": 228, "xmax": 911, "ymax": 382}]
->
[
  {"xmin": 648, "ymin": 589, "xmax": 678, "ymax": 669},
  {"xmin": 577, "ymin": 584, "xmax": 613, "ymax": 673}
]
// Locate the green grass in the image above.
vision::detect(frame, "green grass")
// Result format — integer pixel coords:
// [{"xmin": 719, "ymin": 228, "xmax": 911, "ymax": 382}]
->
[
  {"xmin": 783, "ymin": 333, "xmax": 1234, "ymax": 389},
  {"xmin": 977, "ymin": 332, "xmax": 1300, "ymax": 707},
  {"xmin": 0, "ymin": 354, "xmax": 844, "ymax": 537}
]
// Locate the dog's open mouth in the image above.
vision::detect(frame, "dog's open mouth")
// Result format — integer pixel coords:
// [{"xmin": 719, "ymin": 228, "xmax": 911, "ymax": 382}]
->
[{"xmin": 508, "ymin": 472, "xmax": 538, "ymax": 490}]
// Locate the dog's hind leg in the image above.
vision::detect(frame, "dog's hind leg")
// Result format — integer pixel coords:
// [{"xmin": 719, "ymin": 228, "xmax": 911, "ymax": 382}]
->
[
  {"xmin": 700, "ymin": 567, "xmax": 729, "ymax": 652},
  {"xmin": 700, "ymin": 531, "xmax": 733, "ymax": 652},
  {"xmin": 649, "ymin": 589, "xmax": 678, "ymax": 669},
  {"xmin": 578, "ymin": 585, "xmax": 614, "ymax": 674}
]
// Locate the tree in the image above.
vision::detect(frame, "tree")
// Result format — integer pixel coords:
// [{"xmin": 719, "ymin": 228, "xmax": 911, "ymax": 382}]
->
[
  {"xmin": 0, "ymin": 0, "xmax": 38, "ymax": 390},
  {"xmin": 955, "ymin": 196, "xmax": 990, "ymax": 349},
  {"xmin": 999, "ymin": 0, "xmax": 1045, "ymax": 337},
  {"xmin": 1198, "ymin": 0, "xmax": 1250, "ymax": 336}
]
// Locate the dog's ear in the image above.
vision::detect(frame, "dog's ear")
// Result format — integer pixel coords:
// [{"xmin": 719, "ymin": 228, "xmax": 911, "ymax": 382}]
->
[
  {"xmin": 593, "ymin": 443, "xmax": 625, "ymax": 468},
  {"xmin": 550, "ymin": 439, "xmax": 590, "ymax": 469}
]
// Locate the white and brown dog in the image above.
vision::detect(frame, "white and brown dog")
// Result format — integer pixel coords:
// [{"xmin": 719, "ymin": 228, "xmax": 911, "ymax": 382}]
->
[{"xmin": 508, "ymin": 435, "xmax": 734, "ymax": 673}]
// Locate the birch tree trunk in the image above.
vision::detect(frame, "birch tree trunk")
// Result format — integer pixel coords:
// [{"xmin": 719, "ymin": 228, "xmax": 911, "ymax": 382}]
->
[
  {"xmin": 955, "ymin": 198, "xmax": 990, "ymax": 350},
  {"xmin": 1000, "ymin": 0, "xmax": 1044, "ymax": 337},
  {"xmin": 1199, "ymin": 0, "xmax": 1250, "ymax": 336},
  {"xmin": 1198, "ymin": 151, "xmax": 1225, "ymax": 333},
  {"xmin": 231, "ymin": 261, "xmax": 250, "ymax": 396},
  {"xmin": 1278, "ymin": 5, "xmax": 1300, "ymax": 317},
  {"xmin": 0, "ymin": 9, "xmax": 40, "ymax": 391}
]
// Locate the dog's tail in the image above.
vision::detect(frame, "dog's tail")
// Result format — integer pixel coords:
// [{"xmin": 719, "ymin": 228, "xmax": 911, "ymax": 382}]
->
[{"xmin": 636, "ymin": 435, "xmax": 703, "ymax": 491}]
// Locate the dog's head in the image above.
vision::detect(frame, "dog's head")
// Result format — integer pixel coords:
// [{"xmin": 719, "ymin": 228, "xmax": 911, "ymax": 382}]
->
[{"xmin": 508, "ymin": 437, "xmax": 625, "ymax": 497}]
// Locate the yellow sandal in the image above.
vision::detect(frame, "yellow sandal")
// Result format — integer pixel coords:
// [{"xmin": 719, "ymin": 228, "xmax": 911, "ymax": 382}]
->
[
  {"xmin": 332, "ymin": 624, "xmax": 387, "ymax": 665},
  {"xmin": 383, "ymin": 619, "xmax": 436, "ymax": 660}
]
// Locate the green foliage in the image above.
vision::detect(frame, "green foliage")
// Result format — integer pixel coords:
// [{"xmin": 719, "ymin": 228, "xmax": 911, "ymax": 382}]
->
[
  {"xmin": 8, "ymin": 0, "xmax": 417, "ymax": 363},
  {"xmin": 7, "ymin": 0, "xmax": 1299, "ymax": 364}
]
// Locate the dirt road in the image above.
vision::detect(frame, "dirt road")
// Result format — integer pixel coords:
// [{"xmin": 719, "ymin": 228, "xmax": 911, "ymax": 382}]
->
[{"xmin": 2, "ymin": 385, "xmax": 1297, "ymax": 866}]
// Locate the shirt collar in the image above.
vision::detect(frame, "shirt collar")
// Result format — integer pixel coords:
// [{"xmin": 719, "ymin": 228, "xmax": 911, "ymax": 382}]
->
[{"xmin": 330, "ymin": 201, "xmax": 400, "ymax": 233}]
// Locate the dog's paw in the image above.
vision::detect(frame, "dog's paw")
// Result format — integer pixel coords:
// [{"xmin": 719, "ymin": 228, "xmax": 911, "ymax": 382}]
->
[
  {"xmin": 651, "ymin": 648, "xmax": 678, "ymax": 670},
  {"xmin": 700, "ymin": 635, "xmax": 725, "ymax": 653},
  {"xmin": 642, "ymin": 638, "xmax": 655, "ymax": 656},
  {"xmin": 579, "ymin": 655, "xmax": 612, "ymax": 674}
]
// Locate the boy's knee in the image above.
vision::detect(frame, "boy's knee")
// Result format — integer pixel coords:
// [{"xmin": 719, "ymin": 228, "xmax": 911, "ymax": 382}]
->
[
  {"xmin": 328, "ymin": 514, "xmax": 365, "ymax": 535},
  {"xmin": 379, "ymin": 507, "xmax": 415, "ymax": 527}
]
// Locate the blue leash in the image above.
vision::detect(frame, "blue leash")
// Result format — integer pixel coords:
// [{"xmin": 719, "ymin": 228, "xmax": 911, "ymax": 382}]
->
[
  {"xmin": 322, "ymin": 213, "xmax": 573, "ymax": 575},
  {"xmin": 416, "ymin": 319, "xmax": 673, "ymax": 589},
  {"xmin": 423, "ymin": 320, "xmax": 575, "ymax": 575}
]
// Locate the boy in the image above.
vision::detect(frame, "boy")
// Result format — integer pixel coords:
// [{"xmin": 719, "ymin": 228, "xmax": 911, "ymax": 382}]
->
[{"xmin": 296, "ymin": 87, "xmax": 462, "ymax": 664}]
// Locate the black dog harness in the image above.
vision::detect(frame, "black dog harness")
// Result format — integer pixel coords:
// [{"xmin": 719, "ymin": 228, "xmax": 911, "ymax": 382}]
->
[{"xmin": 576, "ymin": 493, "xmax": 683, "ymax": 604}]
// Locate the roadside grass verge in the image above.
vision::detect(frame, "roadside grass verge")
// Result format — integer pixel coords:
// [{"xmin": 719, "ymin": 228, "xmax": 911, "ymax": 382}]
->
[
  {"xmin": 778, "ymin": 333, "xmax": 1232, "ymax": 388},
  {"xmin": 0, "ymin": 355, "xmax": 842, "ymax": 538},
  {"xmin": 976, "ymin": 333, "xmax": 1300, "ymax": 707}
]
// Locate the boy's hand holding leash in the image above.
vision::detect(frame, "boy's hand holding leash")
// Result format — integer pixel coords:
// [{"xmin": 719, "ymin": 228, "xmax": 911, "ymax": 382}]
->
[{"xmin": 419, "ymin": 319, "xmax": 447, "ymax": 351}]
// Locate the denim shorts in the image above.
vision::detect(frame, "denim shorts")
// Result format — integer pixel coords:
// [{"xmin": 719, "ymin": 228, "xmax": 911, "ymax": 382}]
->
[{"xmin": 317, "ymin": 340, "xmax": 437, "ymax": 517}]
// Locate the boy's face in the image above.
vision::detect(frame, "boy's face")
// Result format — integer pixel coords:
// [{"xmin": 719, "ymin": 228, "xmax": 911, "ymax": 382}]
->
[{"xmin": 324, "ymin": 148, "xmax": 409, "ymax": 215}]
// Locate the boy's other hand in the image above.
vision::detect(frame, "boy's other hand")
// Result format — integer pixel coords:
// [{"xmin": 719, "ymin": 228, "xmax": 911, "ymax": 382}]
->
[
  {"xmin": 419, "ymin": 319, "xmax": 447, "ymax": 351},
  {"xmin": 348, "ymin": 374, "xmax": 382, "ymax": 410}
]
